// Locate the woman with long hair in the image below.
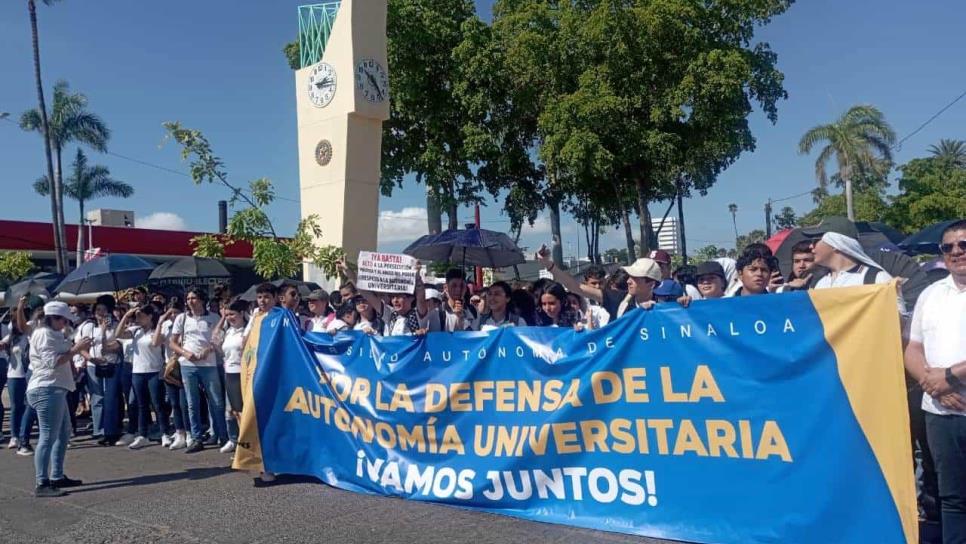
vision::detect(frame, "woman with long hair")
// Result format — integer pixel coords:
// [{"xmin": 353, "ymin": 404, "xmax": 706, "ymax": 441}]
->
[
  {"xmin": 536, "ymin": 282, "xmax": 579, "ymax": 328},
  {"xmin": 114, "ymin": 304, "xmax": 170, "ymax": 450},
  {"xmin": 77, "ymin": 295, "xmax": 123, "ymax": 446},
  {"xmin": 159, "ymin": 297, "xmax": 188, "ymax": 449},
  {"xmin": 213, "ymin": 298, "xmax": 248, "ymax": 454},
  {"xmin": 27, "ymin": 302, "xmax": 91, "ymax": 497}
]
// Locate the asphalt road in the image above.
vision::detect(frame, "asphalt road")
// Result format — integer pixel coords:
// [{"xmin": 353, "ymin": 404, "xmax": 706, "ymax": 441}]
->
[{"xmin": 0, "ymin": 421, "xmax": 677, "ymax": 544}]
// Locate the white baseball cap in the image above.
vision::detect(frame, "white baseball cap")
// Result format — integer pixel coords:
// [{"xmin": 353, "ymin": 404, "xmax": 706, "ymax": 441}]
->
[
  {"xmin": 424, "ymin": 288, "xmax": 442, "ymax": 301},
  {"xmin": 621, "ymin": 258, "xmax": 662, "ymax": 282},
  {"xmin": 43, "ymin": 301, "xmax": 77, "ymax": 323}
]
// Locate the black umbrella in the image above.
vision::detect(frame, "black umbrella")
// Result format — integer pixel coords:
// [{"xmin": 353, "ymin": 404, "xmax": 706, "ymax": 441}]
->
[
  {"xmin": 238, "ymin": 279, "xmax": 320, "ymax": 302},
  {"xmin": 54, "ymin": 254, "xmax": 156, "ymax": 295},
  {"xmin": 403, "ymin": 227, "xmax": 526, "ymax": 268},
  {"xmin": 4, "ymin": 279, "xmax": 51, "ymax": 307},
  {"xmin": 149, "ymin": 257, "xmax": 231, "ymax": 283},
  {"xmin": 899, "ymin": 219, "xmax": 962, "ymax": 255}
]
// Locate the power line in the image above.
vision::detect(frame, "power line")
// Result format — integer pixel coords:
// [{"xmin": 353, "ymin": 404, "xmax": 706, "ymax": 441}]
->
[
  {"xmin": 894, "ymin": 89, "xmax": 966, "ymax": 150},
  {"xmin": 770, "ymin": 189, "xmax": 814, "ymax": 204}
]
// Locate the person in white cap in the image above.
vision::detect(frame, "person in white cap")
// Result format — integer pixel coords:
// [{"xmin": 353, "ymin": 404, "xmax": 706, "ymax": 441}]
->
[
  {"xmin": 27, "ymin": 301, "xmax": 92, "ymax": 497},
  {"xmin": 614, "ymin": 258, "xmax": 664, "ymax": 318}
]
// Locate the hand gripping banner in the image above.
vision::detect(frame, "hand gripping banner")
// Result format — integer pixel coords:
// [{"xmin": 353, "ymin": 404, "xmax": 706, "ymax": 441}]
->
[{"xmin": 234, "ymin": 284, "xmax": 916, "ymax": 544}]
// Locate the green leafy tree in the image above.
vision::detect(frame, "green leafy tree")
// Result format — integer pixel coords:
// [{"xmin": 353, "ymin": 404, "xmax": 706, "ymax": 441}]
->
[
  {"xmin": 694, "ymin": 244, "xmax": 722, "ymax": 262},
  {"xmin": 928, "ymin": 139, "xmax": 966, "ymax": 169},
  {"xmin": 798, "ymin": 105, "xmax": 896, "ymax": 221},
  {"xmin": 735, "ymin": 229, "xmax": 767, "ymax": 253},
  {"xmin": 0, "ymin": 251, "xmax": 35, "ymax": 284},
  {"xmin": 164, "ymin": 122, "xmax": 344, "ymax": 280},
  {"xmin": 25, "ymin": 0, "xmax": 64, "ymax": 272},
  {"xmin": 887, "ymin": 157, "xmax": 966, "ymax": 231},
  {"xmin": 33, "ymin": 149, "xmax": 133, "ymax": 267},
  {"xmin": 799, "ymin": 188, "xmax": 890, "ymax": 227},
  {"xmin": 21, "ymin": 80, "xmax": 111, "ymax": 270},
  {"xmin": 773, "ymin": 206, "xmax": 797, "ymax": 230}
]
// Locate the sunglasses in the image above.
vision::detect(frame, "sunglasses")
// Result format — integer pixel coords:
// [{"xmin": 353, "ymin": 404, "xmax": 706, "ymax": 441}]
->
[{"xmin": 940, "ymin": 240, "xmax": 966, "ymax": 254}]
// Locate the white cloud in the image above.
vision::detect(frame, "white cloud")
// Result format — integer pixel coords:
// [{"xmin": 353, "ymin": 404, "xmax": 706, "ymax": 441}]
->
[
  {"xmin": 519, "ymin": 214, "xmax": 552, "ymax": 235},
  {"xmin": 378, "ymin": 207, "xmax": 429, "ymax": 243},
  {"xmin": 138, "ymin": 212, "xmax": 188, "ymax": 231}
]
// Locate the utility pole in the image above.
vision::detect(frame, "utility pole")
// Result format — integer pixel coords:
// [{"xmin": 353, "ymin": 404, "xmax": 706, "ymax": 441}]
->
[
  {"xmin": 764, "ymin": 199, "xmax": 773, "ymax": 238},
  {"xmin": 728, "ymin": 203, "xmax": 739, "ymax": 249},
  {"xmin": 676, "ymin": 180, "xmax": 688, "ymax": 265},
  {"xmin": 474, "ymin": 203, "xmax": 483, "ymax": 287}
]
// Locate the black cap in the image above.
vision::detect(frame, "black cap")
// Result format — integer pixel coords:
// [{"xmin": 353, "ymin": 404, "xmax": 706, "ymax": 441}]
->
[
  {"xmin": 695, "ymin": 261, "xmax": 726, "ymax": 280},
  {"xmin": 801, "ymin": 216, "xmax": 858, "ymax": 239}
]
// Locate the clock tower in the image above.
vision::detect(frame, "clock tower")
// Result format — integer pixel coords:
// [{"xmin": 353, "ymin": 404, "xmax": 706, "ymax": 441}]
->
[{"xmin": 294, "ymin": 1, "xmax": 389, "ymax": 284}]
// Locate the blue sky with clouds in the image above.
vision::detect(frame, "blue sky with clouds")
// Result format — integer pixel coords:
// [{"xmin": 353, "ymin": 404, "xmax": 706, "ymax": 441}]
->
[{"xmin": 1, "ymin": 0, "xmax": 964, "ymax": 259}]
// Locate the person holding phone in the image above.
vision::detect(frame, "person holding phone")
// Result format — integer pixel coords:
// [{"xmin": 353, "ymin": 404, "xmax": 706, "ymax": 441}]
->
[{"xmin": 77, "ymin": 295, "xmax": 123, "ymax": 446}]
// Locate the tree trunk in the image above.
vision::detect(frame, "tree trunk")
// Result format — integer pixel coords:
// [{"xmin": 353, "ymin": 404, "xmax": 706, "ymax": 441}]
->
[
  {"xmin": 843, "ymin": 166, "xmax": 855, "ymax": 221},
  {"xmin": 676, "ymin": 186, "xmax": 687, "ymax": 265},
  {"xmin": 635, "ymin": 179, "xmax": 653, "ymax": 256},
  {"xmin": 426, "ymin": 185, "xmax": 442, "ymax": 235},
  {"xmin": 620, "ymin": 206, "xmax": 636, "ymax": 263},
  {"xmin": 76, "ymin": 200, "xmax": 85, "ymax": 268},
  {"xmin": 548, "ymin": 197, "xmax": 564, "ymax": 266},
  {"xmin": 54, "ymin": 145, "xmax": 69, "ymax": 269},
  {"xmin": 447, "ymin": 202, "xmax": 458, "ymax": 231},
  {"xmin": 29, "ymin": 0, "xmax": 63, "ymax": 273}
]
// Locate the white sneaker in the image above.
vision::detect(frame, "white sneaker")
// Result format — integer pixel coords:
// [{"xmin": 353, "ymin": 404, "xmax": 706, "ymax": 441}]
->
[
  {"xmin": 161, "ymin": 434, "xmax": 173, "ymax": 448},
  {"xmin": 16, "ymin": 446, "xmax": 34, "ymax": 457},
  {"xmin": 185, "ymin": 437, "xmax": 196, "ymax": 450},
  {"xmin": 7, "ymin": 437, "xmax": 19, "ymax": 449},
  {"xmin": 116, "ymin": 433, "xmax": 136, "ymax": 446},
  {"xmin": 219, "ymin": 441, "xmax": 236, "ymax": 454},
  {"xmin": 128, "ymin": 436, "xmax": 150, "ymax": 450},
  {"xmin": 169, "ymin": 433, "xmax": 187, "ymax": 450}
]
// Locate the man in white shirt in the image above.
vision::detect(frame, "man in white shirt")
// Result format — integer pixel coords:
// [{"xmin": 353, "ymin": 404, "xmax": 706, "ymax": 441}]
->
[
  {"xmin": 905, "ymin": 219, "xmax": 966, "ymax": 543},
  {"xmin": 305, "ymin": 290, "xmax": 335, "ymax": 333}
]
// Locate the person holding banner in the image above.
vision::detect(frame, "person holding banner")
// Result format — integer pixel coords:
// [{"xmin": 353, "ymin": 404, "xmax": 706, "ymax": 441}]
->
[
  {"xmin": 536, "ymin": 282, "xmax": 581, "ymax": 328},
  {"xmin": 337, "ymin": 259, "xmax": 429, "ymax": 336},
  {"xmin": 728, "ymin": 247, "xmax": 776, "ymax": 297},
  {"xmin": 694, "ymin": 261, "xmax": 728, "ymax": 299},
  {"xmin": 440, "ymin": 269, "xmax": 476, "ymax": 332},
  {"xmin": 906, "ymin": 219, "xmax": 966, "ymax": 544},
  {"xmin": 476, "ymin": 281, "xmax": 527, "ymax": 331},
  {"xmin": 304, "ymin": 290, "xmax": 335, "ymax": 333}
]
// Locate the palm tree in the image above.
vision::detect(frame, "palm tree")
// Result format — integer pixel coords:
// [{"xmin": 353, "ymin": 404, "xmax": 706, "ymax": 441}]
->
[
  {"xmin": 26, "ymin": 0, "xmax": 64, "ymax": 272},
  {"xmin": 928, "ymin": 139, "xmax": 966, "ymax": 168},
  {"xmin": 21, "ymin": 80, "xmax": 111, "ymax": 269},
  {"xmin": 798, "ymin": 105, "xmax": 896, "ymax": 221},
  {"xmin": 34, "ymin": 149, "xmax": 133, "ymax": 267}
]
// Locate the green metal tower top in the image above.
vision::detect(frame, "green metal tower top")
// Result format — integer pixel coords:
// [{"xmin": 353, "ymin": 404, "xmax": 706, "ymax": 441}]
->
[{"xmin": 298, "ymin": 2, "xmax": 341, "ymax": 69}]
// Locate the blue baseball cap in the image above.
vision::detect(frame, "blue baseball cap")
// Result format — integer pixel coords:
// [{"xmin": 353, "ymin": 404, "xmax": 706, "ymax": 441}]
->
[{"xmin": 653, "ymin": 279, "xmax": 684, "ymax": 298}]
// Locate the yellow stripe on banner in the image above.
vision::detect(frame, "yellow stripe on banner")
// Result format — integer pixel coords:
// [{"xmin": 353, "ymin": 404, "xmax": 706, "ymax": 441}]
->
[
  {"xmin": 232, "ymin": 311, "xmax": 266, "ymax": 473},
  {"xmin": 809, "ymin": 282, "xmax": 917, "ymax": 544}
]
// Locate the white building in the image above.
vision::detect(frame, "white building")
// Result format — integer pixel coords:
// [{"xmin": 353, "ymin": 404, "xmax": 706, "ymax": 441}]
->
[
  {"xmin": 651, "ymin": 216, "xmax": 681, "ymax": 254},
  {"xmin": 86, "ymin": 209, "xmax": 134, "ymax": 227}
]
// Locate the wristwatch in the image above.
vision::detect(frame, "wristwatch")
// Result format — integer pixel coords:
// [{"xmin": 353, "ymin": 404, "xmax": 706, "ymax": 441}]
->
[{"xmin": 945, "ymin": 367, "xmax": 963, "ymax": 388}]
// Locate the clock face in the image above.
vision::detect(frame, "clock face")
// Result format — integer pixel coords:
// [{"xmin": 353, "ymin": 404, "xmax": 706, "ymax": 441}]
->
[
  {"xmin": 355, "ymin": 58, "xmax": 389, "ymax": 103},
  {"xmin": 307, "ymin": 62, "xmax": 337, "ymax": 108},
  {"xmin": 315, "ymin": 140, "xmax": 332, "ymax": 166}
]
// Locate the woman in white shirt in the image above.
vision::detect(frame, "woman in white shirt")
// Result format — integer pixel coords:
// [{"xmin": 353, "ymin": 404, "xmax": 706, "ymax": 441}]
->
[
  {"xmin": 77, "ymin": 295, "xmax": 124, "ymax": 446},
  {"xmin": 27, "ymin": 302, "xmax": 91, "ymax": 497},
  {"xmin": 158, "ymin": 298, "xmax": 189, "ymax": 450},
  {"xmin": 213, "ymin": 299, "xmax": 249, "ymax": 454},
  {"xmin": 10, "ymin": 297, "xmax": 42, "ymax": 455},
  {"xmin": 114, "ymin": 304, "xmax": 170, "ymax": 450}
]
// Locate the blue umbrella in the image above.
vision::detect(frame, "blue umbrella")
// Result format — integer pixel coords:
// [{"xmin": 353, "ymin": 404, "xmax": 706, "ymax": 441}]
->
[
  {"xmin": 403, "ymin": 228, "xmax": 526, "ymax": 268},
  {"xmin": 899, "ymin": 219, "xmax": 962, "ymax": 255},
  {"xmin": 55, "ymin": 254, "xmax": 157, "ymax": 294}
]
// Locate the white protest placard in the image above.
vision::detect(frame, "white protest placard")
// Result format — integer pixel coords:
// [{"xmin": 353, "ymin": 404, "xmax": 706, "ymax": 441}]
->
[{"xmin": 356, "ymin": 251, "xmax": 418, "ymax": 294}]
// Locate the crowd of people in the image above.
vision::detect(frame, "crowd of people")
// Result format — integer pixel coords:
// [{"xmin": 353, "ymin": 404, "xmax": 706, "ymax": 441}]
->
[{"xmin": 1, "ymin": 219, "xmax": 963, "ymax": 541}]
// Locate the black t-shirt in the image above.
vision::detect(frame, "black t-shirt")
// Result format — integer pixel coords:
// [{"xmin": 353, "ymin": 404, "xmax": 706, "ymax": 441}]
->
[{"xmin": 602, "ymin": 288, "xmax": 626, "ymax": 318}]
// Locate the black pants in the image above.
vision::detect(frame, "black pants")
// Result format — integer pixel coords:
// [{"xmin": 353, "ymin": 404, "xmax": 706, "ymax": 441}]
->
[
  {"xmin": 926, "ymin": 413, "xmax": 966, "ymax": 544},
  {"xmin": 910, "ymin": 384, "xmax": 941, "ymax": 521}
]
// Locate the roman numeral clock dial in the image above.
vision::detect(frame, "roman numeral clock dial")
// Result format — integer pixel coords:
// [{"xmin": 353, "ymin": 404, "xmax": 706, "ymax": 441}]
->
[
  {"xmin": 307, "ymin": 62, "xmax": 337, "ymax": 108},
  {"xmin": 355, "ymin": 58, "xmax": 389, "ymax": 103}
]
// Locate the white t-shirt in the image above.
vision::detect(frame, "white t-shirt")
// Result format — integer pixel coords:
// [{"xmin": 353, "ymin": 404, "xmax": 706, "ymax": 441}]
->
[
  {"xmin": 0, "ymin": 323, "xmax": 9, "ymax": 361},
  {"xmin": 119, "ymin": 337, "xmax": 134, "ymax": 365},
  {"xmin": 221, "ymin": 326, "xmax": 245, "ymax": 374},
  {"xmin": 7, "ymin": 334, "xmax": 29, "ymax": 379},
  {"xmin": 76, "ymin": 320, "xmax": 121, "ymax": 366},
  {"xmin": 129, "ymin": 327, "xmax": 164, "ymax": 374},
  {"xmin": 325, "ymin": 319, "xmax": 349, "ymax": 333},
  {"xmin": 910, "ymin": 276, "xmax": 966, "ymax": 416},
  {"xmin": 172, "ymin": 312, "xmax": 221, "ymax": 367},
  {"xmin": 307, "ymin": 313, "xmax": 336, "ymax": 333},
  {"xmin": 476, "ymin": 313, "xmax": 528, "ymax": 332},
  {"xmin": 27, "ymin": 327, "xmax": 75, "ymax": 392}
]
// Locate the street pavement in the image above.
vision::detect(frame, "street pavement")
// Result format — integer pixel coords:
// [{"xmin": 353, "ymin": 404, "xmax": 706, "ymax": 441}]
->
[{"xmin": 0, "ymin": 422, "xmax": 677, "ymax": 544}]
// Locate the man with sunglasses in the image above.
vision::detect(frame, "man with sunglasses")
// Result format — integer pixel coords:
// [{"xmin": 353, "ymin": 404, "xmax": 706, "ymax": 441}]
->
[{"xmin": 905, "ymin": 219, "xmax": 966, "ymax": 543}]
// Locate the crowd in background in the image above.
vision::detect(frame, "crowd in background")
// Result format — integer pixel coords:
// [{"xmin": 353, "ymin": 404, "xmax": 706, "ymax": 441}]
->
[{"xmin": 1, "ymin": 219, "xmax": 964, "ymax": 542}]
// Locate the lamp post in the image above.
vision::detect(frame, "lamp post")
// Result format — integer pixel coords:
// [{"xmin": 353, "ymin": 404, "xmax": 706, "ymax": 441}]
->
[{"xmin": 728, "ymin": 203, "xmax": 739, "ymax": 248}]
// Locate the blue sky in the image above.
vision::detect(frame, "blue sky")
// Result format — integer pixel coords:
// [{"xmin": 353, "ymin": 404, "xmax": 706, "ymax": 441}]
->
[{"xmin": 1, "ymin": 0, "xmax": 964, "ymax": 259}]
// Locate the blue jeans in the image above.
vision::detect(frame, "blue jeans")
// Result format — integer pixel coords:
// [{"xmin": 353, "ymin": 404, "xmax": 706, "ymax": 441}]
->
[
  {"xmin": 120, "ymin": 363, "xmax": 138, "ymax": 435},
  {"xmin": 164, "ymin": 383, "xmax": 187, "ymax": 432},
  {"xmin": 8, "ymin": 377, "xmax": 36, "ymax": 444},
  {"xmin": 86, "ymin": 365, "xmax": 122, "ymax": 437},
  {"xmin": 926, "ymin": 413, "xmax": 966, "ymax": 544},
  {"xmin": 181, "ymin": 366, "xmax": 227, "ymax": 443},
  {"xmin": 26, "ymin": 386, "xmax": 71, "ymax": 485},
  {"xmin": 132, "ymin": 372, "xmax": 170, "ymax": 437},
  {"xmin": 0, "ymin": 359, "xmax": 7, "ymax": 437}
]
